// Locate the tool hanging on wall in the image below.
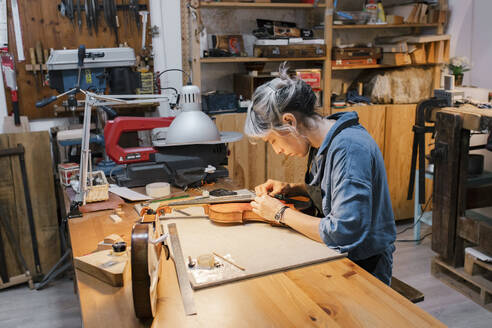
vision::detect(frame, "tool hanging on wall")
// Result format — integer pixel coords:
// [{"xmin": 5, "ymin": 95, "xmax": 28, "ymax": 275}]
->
[
  {"xmin": 58, "ymin": 1, "xmax": 147, "ymax": 40},
  {"xmin": 29, "ymin": 47, "xmax": 39, "ymax": 90},
  {"xmin": 1, "ymin": 53, "xmax": 20, "ymax": 125},
  {"xmin": 35, "ymin": 42, "xmax": 44, "ymax": 86},
  {"xmin": 103, "ymin": 0, "xmax": 119, "ymax": 45}
]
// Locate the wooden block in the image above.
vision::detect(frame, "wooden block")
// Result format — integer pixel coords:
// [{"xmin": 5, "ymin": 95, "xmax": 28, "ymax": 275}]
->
[
  {"xmin": 381, "ymin": 53, "xmax": 412, "ymax": 66},
  {"xmin": 425, "ymin": 42, "xmax": 436, "ymax": 63},
  {"xmin": 2, "ymin": 116, "xmax": 30, "ymax": 134},
  {"xmin": 74, "ymin": 249, "xmax": 128, "ymax": 287},
  {"xmin": 103, "ymin": 234, "xmax": 124, "ymax": 244},
  {"xmin": 386, "ymin": 15, "xmax": 403, "ymax": 25},
  {"xmin": 109, "ymin": 214, "xmax": 122, "ymax": 223},
  {"xmin": 410, "ymin": 44, "xmax": 426, "ymax": 64}
]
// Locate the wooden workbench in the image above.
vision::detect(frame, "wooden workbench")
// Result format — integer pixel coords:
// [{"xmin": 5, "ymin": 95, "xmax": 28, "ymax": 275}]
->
[{"xmin": 67, "ymin": 182, "xmax": 445, "ymax": 327}]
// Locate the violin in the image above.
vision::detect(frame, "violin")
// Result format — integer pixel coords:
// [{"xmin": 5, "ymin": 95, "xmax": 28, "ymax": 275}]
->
[{"xmin": 156, "ymin": 195, "xmax": 311, "ymax": 225}]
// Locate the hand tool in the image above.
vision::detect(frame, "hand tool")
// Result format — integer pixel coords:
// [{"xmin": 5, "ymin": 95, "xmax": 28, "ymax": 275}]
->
[
  {"xmin": 76, "ymin": 0, "xmax": 82, "ymax": 30},
  {"xmin": 1, "ymin": 53, "xmax": 20, "ymax": 125},
  {"xmin": 29, "ymin": 47, "xmax": 39, "ymax": 89},
  {"xmin": 10, "ymin": 0, "xmax": 24, "ymax": 60},
  {"xmin": 407, "ymin": 98, "xmax": 449, "ymax": 204},
  {"xmin": 90, "ymin": 0, "xmax": 98, "ymax": 35},
  {"xmin": 168, "ymin": 223, "xmax": 197, "ymax": 316},
  {"xmin": 35, "ymin": 41, "xmax": 44, "ymax": 86},
  {"xmin": 0, "ymin": 145, "xmax": 42, "ymax": 276},
  {"xmin": 84, "ymin": 0, "xmax": 92, "ymax": 34},
  {"xmin": 139, "ymin": 10, "xmax": 148, "ymax": 50},
  {"xmin": 212, "ymin": 252, "xmax": 245, "ymax": 271},
  {"xmin": 130, "ymin": 0, "xmax": 140, "ymax": 30}
]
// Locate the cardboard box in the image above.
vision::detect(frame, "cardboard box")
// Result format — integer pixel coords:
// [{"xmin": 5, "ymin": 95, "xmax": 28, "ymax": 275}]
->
[
  {"xmin": 296, "ymin": 69, "xmax": 322, "ymax": 89},
  {"xmin": 381, "ymin": 53, "xmax": 412, "ymax": 66}
]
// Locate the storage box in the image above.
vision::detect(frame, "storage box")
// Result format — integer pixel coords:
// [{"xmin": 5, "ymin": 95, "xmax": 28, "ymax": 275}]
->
[
  {"xmin": 332, "ymin": 58, "xmax": 377, "ymax": 66},
  {"xmin": 386, "ymin": 15, "xmax": 404, "ymax": 25},
  {"xmin": 85, "ymin": 170, "xmax": 109, "ymax": 203},
  {"xmin": 296, "ymin": 69, "xmax": 322, "ymax": 90},
  {"xmin": 254, "ymin": 44, "xmax": 325, "ymax": 58},
  {"xmin": 58, "ymin": 163, "xmax": 79, "ymax": 186},
  {"xmin": 332, "ymin": 47, "xmax": 382, "ymax": 60}
]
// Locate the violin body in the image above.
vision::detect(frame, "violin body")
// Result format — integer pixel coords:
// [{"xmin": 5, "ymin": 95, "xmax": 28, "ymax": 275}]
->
[{"xmin": 204, "ymin": 202, "xmax": 293, "ymax": 225}]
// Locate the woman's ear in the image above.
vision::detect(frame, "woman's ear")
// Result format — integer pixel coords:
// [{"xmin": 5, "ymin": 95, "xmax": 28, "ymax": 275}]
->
[{"xmin": 282, "ymin": 113, "xmax": 297, "ymax": 128}]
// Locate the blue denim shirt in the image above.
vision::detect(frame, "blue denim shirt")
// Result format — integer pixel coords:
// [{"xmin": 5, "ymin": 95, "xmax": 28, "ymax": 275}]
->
[{"xmin": 307, "ymin": 111, "xmax": 396, "ymax": 284}]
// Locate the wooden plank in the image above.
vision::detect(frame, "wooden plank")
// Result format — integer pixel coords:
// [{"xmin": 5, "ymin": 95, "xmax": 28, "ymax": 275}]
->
[
  {"xmin": 68, "ymin": 186, "xmax": 444, "ymax": 328},
  {"xmin": 285, "ymin": 259, "xmax": 445, "ymax": 327},
  {"xmin": 73, "ymin": 249, "xmax": 128, "ymax": 287},
  {"xmin": 431, "ymin": 111, "xmax": 468, "ymax": 265},
  {"xmin": 7, "ymin": 132, "xmax": 60, "ymax": 276},
  {"xmin": 384, "ymin": 104, "xmax": 417, "ymax": 220},
  {"xmin": 6, "ymin": 0, "xmax": 151, "ymax": 120},
  {"xmin": 200, "ymin": 57, "xmax": 327, "ymax": 63},
  {"xmin": 200, "ymin": 2, "xmax": 327, "ymax": 8},
  {"xmin": 432, "ymin": 256, "xmax": 492, "ymax": 311},
  {"xmin": 331, "ymin": 105, "xmax": 386, "ymax": 153},
  {"xmin": 333, "ymin": 23, "xmax": 440, "ymax": 29},
  {"xmin": 214, "ymin": 113, "xmax": 267, "ymax": 190},
  {"xmin": 323, "ymin": 0, "xmax": 333, "ymax": 114}
]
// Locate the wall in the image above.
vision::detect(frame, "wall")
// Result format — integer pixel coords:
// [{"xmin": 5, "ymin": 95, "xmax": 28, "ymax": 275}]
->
[{"xmin": 447, "ymin": 0, "xmax": 492, "ymax": 172}]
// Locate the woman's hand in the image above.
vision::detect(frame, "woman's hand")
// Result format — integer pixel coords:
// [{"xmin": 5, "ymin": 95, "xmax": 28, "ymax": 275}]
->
[
  {"xmin": 250, "ymin": 195, "xmax": 285, "ymax": 223},
  {"xmin": 255, "ymin": 179, "xmax": 291, "ymax": 197}
]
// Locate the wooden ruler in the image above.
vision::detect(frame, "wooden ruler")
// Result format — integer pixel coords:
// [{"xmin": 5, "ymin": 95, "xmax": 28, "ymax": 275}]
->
[{"xmin": 168, "ymin": 223, "xmax": 197, "ymax": 316}]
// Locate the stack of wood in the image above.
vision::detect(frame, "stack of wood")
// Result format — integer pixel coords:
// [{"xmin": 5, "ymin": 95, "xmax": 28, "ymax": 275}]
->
[
  {"xmin": 377, "ymin": 34, "xmax": 450, "ymax": 66},
  {"xmin": 388, "ymin": 3, "xmax": 447, "ymax": 24}
]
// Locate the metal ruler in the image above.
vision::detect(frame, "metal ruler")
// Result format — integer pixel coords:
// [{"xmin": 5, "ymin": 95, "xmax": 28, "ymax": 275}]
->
[
  {"xmin": 167, "ymin": 223, "xmax": 197, "ymax": 316},
  {"xmin": 167, "ymin": 193, "xmax": 255, "ymax": 206}
]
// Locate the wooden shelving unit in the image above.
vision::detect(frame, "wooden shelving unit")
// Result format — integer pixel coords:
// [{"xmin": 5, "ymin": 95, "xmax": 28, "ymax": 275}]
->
[
  {"xmin": 332, "ymin": 63, "xmax": 437, "ymax": 70},
  {"xmin": 200, "ymin": 2, "xmax": 326, "ymax": 8},
  {"xmin": 200, "ymin": 57, "xmax": 326, "ymax": 63},
  {"xmin": 333, "ymin": 23, "xmax": 439, "ymax": 29}
]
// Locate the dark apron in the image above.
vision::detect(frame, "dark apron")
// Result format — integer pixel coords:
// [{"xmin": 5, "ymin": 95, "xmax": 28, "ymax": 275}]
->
[{"xmin": 304, "ymin": 117, "xmax": 382, "ymax": 274}]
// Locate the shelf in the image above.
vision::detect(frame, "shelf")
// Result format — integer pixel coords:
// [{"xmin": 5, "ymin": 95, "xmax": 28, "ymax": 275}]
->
[
  {"xmin": 201, "ymin": 57, "xmax": 326, "ymax": 63},
  {"xmin": 331, "ymin": 63, "xmax": 440, "ymax": 70},
  {"xmin": 333, "ymin": 23, "xmax": 440, "ymax": 29},
  {"xmin": 200, "ymin": 2, "xmax": 326, "ymax": 9}
]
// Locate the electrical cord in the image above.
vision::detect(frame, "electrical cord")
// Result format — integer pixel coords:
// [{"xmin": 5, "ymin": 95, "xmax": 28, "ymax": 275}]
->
[
  {"xmin": 396, "ymin": 232, "xmax": 432, "ymax": 243},
  {"xmin": 396, "ymin": 193, "xmax": 433, "ymax": 235},
  {"xmin": 156, "ymin": 68, "xmax": 191, "ymax": 84}
]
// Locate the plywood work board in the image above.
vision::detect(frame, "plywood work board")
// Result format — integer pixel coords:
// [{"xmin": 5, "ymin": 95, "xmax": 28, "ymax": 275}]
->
[{"xmin": 160, "ymin": 218, "xmax": 344, "ymax": 289}]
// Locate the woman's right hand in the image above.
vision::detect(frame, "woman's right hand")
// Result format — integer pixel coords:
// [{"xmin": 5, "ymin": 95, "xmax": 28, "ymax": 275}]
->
[{"xmin": 255, "ymin": 179, "xmax": 291, "ymax": 197}]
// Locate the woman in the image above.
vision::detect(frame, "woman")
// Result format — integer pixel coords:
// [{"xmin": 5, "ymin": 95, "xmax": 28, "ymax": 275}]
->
[{"xmin": 246, "ymin": 68, "xmax": 396, "ymax": 285}]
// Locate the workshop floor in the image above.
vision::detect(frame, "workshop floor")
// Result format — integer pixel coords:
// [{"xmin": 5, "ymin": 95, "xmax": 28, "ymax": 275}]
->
[{"xmin": 1, "ymin": 221, "xmax": 491, "ymax": 328}]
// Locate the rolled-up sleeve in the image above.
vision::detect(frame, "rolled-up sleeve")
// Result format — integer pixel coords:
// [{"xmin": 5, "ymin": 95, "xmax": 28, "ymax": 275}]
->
[{"xmin": 318, "ymin": 144, "xmax": 374, "ymax": 254}]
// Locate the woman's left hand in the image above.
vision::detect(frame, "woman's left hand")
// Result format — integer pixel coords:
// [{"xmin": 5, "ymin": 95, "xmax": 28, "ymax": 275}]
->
[{"xmin": 250, "ymin": 195, "xmax": 285, "ymax": 223}]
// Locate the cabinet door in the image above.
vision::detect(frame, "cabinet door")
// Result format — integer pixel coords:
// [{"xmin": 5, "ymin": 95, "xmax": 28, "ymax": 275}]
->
[
  {"xmin": 384, "ymin": 104, "xmax": 417, "ymax": 220},
  {"xmin": 266, "ymin": 147, "xmax": 308, "ymax": 184},
  {"xmin": 214, "ymin": 113, "xmax": 267, "ymax": 190},
  {"xmin": 331, "ymin": 106, "xmax": 386, "ymax": 154}
]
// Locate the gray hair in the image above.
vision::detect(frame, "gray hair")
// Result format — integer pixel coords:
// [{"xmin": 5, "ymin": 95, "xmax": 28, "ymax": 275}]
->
[{"xmin": 244, "ymin": 64, "xmax": 317, "ymax": 139}]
